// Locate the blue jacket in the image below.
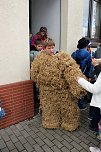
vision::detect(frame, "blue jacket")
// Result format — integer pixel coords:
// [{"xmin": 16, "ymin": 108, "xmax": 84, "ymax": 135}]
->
[{"xmin": 71, "ymin": 48, "xmax": 93, "ymax": 78}]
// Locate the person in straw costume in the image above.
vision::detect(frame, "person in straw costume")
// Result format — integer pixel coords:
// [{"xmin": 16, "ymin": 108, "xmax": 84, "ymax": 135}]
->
[{"xmin": 31, "ymin": 38, "xmax": 86, "ymax": 131}]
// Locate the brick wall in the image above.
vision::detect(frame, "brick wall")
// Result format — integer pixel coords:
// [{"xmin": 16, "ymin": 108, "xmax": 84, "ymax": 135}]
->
[{"xmin": 0, "ymin": 80, "xmax": 34, "ymax": 129}]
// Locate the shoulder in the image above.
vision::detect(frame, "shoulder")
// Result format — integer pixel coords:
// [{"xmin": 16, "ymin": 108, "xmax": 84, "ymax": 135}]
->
[
  {"xmin": 71, "ymin": 50, "xmax": 77, "ymax": 58},
  {"xmin": 83, "ymin": 49, "xmax": 91, "ymax": 59}
]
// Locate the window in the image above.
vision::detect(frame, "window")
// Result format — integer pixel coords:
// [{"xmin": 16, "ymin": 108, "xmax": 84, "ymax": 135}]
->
[
  {"xmin": 83, "ymin": 0, "xmax": 101, "ymax": 43},
  {"xmin": 83, "ymin": 0, "xmax": 90, "ymax": 37},
  {"xmin": 91, "ymin": 1, "xmax": 101, "ymax": 39}
]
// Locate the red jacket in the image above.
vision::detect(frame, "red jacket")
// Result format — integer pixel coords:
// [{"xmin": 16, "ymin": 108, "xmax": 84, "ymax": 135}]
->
[{"xmin": 31, "ymin": 32, "xmax": 47, "ymax": 46}]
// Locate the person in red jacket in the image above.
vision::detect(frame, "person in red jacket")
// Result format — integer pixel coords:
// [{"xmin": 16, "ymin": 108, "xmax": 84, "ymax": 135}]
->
[{"xmin": 31, "ymin": 27, "xmax": 47, "ymax": 49}]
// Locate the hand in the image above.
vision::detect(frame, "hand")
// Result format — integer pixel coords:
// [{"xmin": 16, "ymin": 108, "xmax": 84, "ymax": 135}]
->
[
  {"xmin": 92, "ymin": 58, "xmax": 99, "ymax": 67},
  {"xmin": 76, "ymin": 76, "xmax": 81, "ymax": 81}
]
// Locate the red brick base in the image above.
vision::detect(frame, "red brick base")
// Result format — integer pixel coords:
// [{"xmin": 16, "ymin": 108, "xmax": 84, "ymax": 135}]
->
[{"xmin": 0, "ymin": 80, "xmax": 34, "ymax": 129}]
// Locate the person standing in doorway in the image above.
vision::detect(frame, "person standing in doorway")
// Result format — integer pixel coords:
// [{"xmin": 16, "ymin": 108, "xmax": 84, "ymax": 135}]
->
[{"xmin": 31, "ymin": 27, "xmax": 48, "ymax": 49}]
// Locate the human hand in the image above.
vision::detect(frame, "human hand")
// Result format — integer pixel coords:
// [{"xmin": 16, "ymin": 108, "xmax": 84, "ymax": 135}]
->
[
  {"xmin": 76, "ymin": 76, "xmax": 81, "ymax": 82},
  {"xmin": 92, "ymin": 58, "xmax": 99, "ymax": 67}
]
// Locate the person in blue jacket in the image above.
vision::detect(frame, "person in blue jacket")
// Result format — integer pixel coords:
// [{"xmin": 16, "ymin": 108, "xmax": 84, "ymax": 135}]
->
[
  {"xmin": 71, "ymin": 38, "xmax": 94, "ymax": 110},
  {"xmin": 71, "ymin": 37, "xmax": 93, "ymax": 78}
]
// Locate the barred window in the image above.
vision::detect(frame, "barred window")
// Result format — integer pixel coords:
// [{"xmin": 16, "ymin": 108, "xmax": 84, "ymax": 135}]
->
[{"xmin": 83, "ymin": 0, "xmax": 101, "ymax": 42}]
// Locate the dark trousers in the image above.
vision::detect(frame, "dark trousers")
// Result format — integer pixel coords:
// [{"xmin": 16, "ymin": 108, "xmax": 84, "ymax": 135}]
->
[{"xmin": 89, "ymin": 106, "xmax": 101, "ymax": 128}]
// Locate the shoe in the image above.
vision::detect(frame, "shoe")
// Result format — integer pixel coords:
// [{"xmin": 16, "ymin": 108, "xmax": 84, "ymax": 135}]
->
[
  {"xmin": 89, "ymin": 146, "xmax": 101, "ymax": 152},
  {"xmin": 78, "ymin": 98, "xmax": 87, "ymax": 110},
  {"xmin": 78, "ymin": 103, "xmax": 87, "ymax": 110},
  {"xmin": 89, "ymin": 125, "xmax": 99, "ymax": 132},
  {"xmin": 79, "ymin": 106, "xmax": 87, "ymax": 110},
  {"xmin": 88, "ymin": 115, "xmax": 93, "ymax": 120}
]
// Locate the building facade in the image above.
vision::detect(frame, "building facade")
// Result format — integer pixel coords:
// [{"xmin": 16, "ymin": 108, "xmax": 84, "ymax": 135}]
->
[{"xmin": 0, "ymin": 0, "xmax": 100, "ymax": 128}]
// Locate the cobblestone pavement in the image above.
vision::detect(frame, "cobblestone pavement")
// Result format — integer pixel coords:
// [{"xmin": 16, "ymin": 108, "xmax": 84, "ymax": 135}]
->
[{"xmin": 0, "ymin": 107, "xmax": 99, "ymax": 152}]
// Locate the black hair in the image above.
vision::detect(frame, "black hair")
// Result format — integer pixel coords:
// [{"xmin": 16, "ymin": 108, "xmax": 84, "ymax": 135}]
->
[
  {"xmin": 39, "ymin": 27, "xmax": 47, "ymax": 33},
  {"xmin": 77, "ymin": 37, "xmax": 90, "ymax": 49}
]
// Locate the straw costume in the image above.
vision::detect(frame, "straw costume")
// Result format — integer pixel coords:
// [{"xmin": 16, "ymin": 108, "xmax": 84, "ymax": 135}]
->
[{"xmin": 31, "ymin": 51, "xmax": 86, "ymax": 131}]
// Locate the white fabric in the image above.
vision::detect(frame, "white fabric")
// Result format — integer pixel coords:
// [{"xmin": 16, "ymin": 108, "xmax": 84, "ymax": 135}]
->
[
  {"xmin": 89, "ymin": 146, "xmax": 101, "ymax": 152},
  {"xmin": 78, "ymin": 72, "xmax": 101, "ymax": 108}
]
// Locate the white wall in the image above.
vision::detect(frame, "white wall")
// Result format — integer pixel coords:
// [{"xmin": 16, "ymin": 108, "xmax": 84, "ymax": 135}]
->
[
  {"xmin": 31, "ymin": 0, "xmax": 60, "ymax": 51},
  {"xmin": 0, "ymin": 0, "xmax": 30, "ymax": 85},
  {"xmin": 61, "ymin": 0, "xmax": 83, "ymax": 54}
]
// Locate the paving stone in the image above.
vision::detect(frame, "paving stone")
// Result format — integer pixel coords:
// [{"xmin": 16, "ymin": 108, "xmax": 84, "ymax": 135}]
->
[
  {"xmin": 51, "ymin": 145, "xmax": 61, "ymax": 152},
  {"xmin": 62, "ymin": 140, "xmax": 73, "ymax": 150},
  {"xmin": 80, "ymin": 149, "xmax": 88, "ymax": 152},
  {"xmin": 5, "ymin": 128, "xmax": 13, "ymax": 136},
  {"xmin": 71, "ymin": 148, "xmax": 79, "ymax": 152},
  {"xmin": 54, "ymin": 129, "xmax": 64, "ymax": 136},
  {"xmin": 10, "ymin": 127, "xmax": 21, "ymax": 137},
  {"xmin": 61, "ymin": 130, "xmax": 72, "ymax": 137},
  {"xmin": 38, "ymin": 127, "xmax": 47, "ymax": 134},
  {"xmin": 78, "ymin": 130, "xmax": 89, "ymax": 138},
  {"xmin": 26, "ymin": 136, "xmax": 36, "ymax": 145},
  {"xmin": 6, "ymin": 140, "xmax": 15, "ymax": 151},
  {"xmin": 29, "ymin": 131, "xmax": 38, "ymax": 138},
  {"xmin": 87, "ymin": 136, "xmax": 99, "ymax": 146},
  {"xmin": 11, "ymin": 149, "xmax": 18, "ymax": 152},
  {"xmin": 20, "ymin": 120, "xmax": 29, "ymax": 126},
  {"xmin": 35, "ymin": 137, "xmax": 45, "ymax": 146},
  {"xmin": 79, "ymin": 136, "xmax": 90, "ymax": 144},
  {"xmin": 72, "ymin": 130, "xmax": 81, "ymax": 137},
  {"xmin": 80, "ymin": 141, "xmax": 89, "ymax": 151},
  {"xmin": 37, "ymin": 132, "xmax": 46, "ymax": 140},
  {"xmin": 52, "ymin": 139, "xmax": 63, "ymax": 148},
  {"xmin": 0, "ymin": 129, "xmax": 5, "ymax": 135},
  {"xmin": 1, "ymin": 147, "xmax": 9, "ymax": 152},
  {"xmin": 32, "ymin": 121, "xmax": 41, "ymax": 128},
  {"xmin": 10, "ymin": 134, "xmax": 18, "ymax": 143},
  {"xmin": 1, "ymin": 132, "xmax": 10, "ymax": 142},
  {"xmin": 47, "ymin": 129, "xmax": 56, "ymax": 135},
  {"xmin": 43, "ymin": 138, "xmax": 54, "ymax": 147},
  {"xmin": 42, "ymin": 145, "xmax": 53, "ymax": 152},
  {"xmin": 62, "ymin": 134, "xmax": 72, "ymax": 142},
  {"xmin": 31, "ymin": 126, "xmax": 39, "ymax": 133},
  {"xmin": 80, "ymin": 126, "xmax": 88, "ymax": 133},
  {"xmin": 17, "ymin": 136, "xmax": 27, "ymax": 144},
  {"xmin": 0, "ymin": 106, "xmax": 100, "ymax": 152},
  {"xmin": 71, "ymin": 141, "xmax": 83, "ymax": 151},
  {"xmin": 70, "ymin": 135, "xmax": 81, "ymax": 143},
  {"xmin": 24, "ymin": 142, "xmax": 33, "ymax": 152},
  {"xmin": 44, "ymin": 132, "xmax": 54, "ymax": 140},
  {"xmin": 14, "ymin": 141, "xmax": 24, "ymax": 151},
  {"xmin": 0, "ymin": 139, "xmax": 6, "ymax": 149},
  {"xmin": 20, "ymin": 130, "xmax": 30, "ymax": 138},
  {"xmin": 15, "ymin": 124, "xmax": 24, "ymax": 131},
  {"xmin": 53, "ymin": 133, "xmax": 63, "ymax": 142},
  {"xmin": 0, "ymin": 131, "xmax": 11, "ymax": 142},
  {"xmin": 23, "ymin": 125, "xmax": 32, "ymax": 132},
  {"xmin": 33, "ymin": 143, "xmax": 44, "ymax": 152},
  {"xmin": 10, "ymin": 125, "xmax": 17, "ymax": 131},
  {"xmin": 61, "ymin": 146, "xmax": 70, "ymax": 152}
]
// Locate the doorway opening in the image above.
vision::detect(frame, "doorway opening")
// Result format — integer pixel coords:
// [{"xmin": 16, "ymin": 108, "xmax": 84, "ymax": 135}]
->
[{"xmin": 29, "ymin": 0, "xmax": 61, "ymax": 115}]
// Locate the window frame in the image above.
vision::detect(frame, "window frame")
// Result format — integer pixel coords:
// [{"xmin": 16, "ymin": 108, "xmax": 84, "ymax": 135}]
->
[{"xmin": 86, "ymin": 0, "xmax": 101, "ymax": 47}]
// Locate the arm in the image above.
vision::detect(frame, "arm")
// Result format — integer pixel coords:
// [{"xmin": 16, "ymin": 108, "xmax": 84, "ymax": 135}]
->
[
  {"xmin": 31, "ymin": 34, "xmax": 38, "ymax": 46},
  {"xmin": 94, "ymin": 65, "xmax": 101, "ymax": 77},
  {"xmin": 81, "ymin": 54, "xmax": 93, "ymax": 78},
  {"xmin": 78, "ymin": 73, "xmax": 101, "ymax": 94},
  {"xmin": 62, "ymin": 55, "xmax": 87, "ymax": 98},
  {"xmin": 92, "ymin": 58, "xmax": 101, "ymax": 77}
]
